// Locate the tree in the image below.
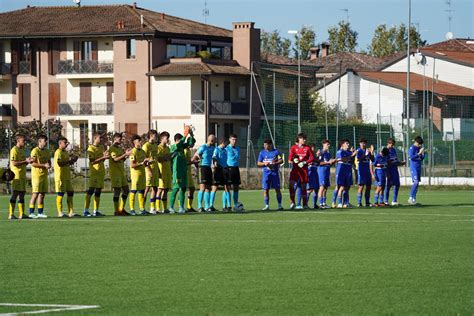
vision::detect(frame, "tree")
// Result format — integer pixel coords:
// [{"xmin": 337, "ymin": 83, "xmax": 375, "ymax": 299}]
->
[
  {"xmin": 293, "ymin": 26, "xmax": 316, "ymax": 59},
  {"xmin": 368, "ymin": 23, "xmax": 426, "ymax": 57},
  {"xmin": 309, "ymin": 92, "xmax": 346, "ymax": 124},
  {"xmin": 327, "ymin": 21, "xmax": 358, "ymax": 54},
  {"xmin": 261, "ymin": 30, "xmax": 291, "ymax": 57}
]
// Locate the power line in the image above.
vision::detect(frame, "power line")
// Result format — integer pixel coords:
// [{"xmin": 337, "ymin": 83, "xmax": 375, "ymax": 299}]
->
[{"xmin": 203, "ymin": 0, "xmax": 209, "ymax": 24}]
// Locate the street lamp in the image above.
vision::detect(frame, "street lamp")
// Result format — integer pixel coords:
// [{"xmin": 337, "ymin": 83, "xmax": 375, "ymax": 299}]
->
[{"xmin": 288, "ymin": 30, "xmax": 301, "ymax": 133}]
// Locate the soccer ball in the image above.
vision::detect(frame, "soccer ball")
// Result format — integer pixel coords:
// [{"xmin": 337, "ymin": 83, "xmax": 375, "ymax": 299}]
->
[{"xmin": 234, "ymin": 202, "xmax": 244, "ymax": 212}]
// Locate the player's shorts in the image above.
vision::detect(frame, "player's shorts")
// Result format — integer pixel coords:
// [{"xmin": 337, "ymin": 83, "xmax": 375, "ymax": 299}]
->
[
  {"xmin": 374, "ymin": 169, "xmax": 387, "ymax": 187},
  {"xmin": 318, "ymin": 168, "xmax": 330, "ymax": 187},
  {"xmin": 290, "ymin": 167, "xmax": 308, "ymax": 184},
  {"xmin": 32, "ymin": 176, "xmax": 48, "ymax": 193},
  {"xmin": 131, "ymin": 175, "xmax": 146, "ymax": 191},
  {"xmin": 307, "ymin": 169, "xmax": 319, "ymax": 190},
  {"xmin": 336, "ymin": 171, "xmax": 352, "ymax": 187},
  {"xmin": 159, "ymin": 171, "xmax": 172, "ymax": 189},
  {"xmin": 55, "ymin": 180, "xmax": 73, "ymax": 193},
  {"xmin": 213, "ymin": 166, "xmax": 227, "ymax": 186},
  {"xmin": 88, "ymin": 174, "xmax": 105, "ymax": 189},
  {"xmin": 227, "ymin": 167, "xmax": 241, "ymax": 185},
  {"xmin": 199, "ymin": 166, "xmax": 213, "ymax": 185},
  {"xmin": 187, "ymin": 170, "xmax": 195, "ymax": 188},
  {"xmin": 387, "ymin": 168, "xmax": 400, "ymax": 186},
  {"xmin": 262, "ymin": 173, "xmax": 280, "ymax": 190},
  {"xmin": 11, "ymin": 178, "xmax": 26, "ymax": 192},
  {"xmin": 410, "ymin": 168, "xmax": 421, "ymax": 183},
  {"xmin": 111, "ymin": 174, "xmax": 128, "ymax": 188},
  {"xmin": 146, "ymin": 169, "xmax": 160, "ymax": 187},
  {"xmin": 357, "ymin": 168, "xmax": 372, "ymax": 185}
]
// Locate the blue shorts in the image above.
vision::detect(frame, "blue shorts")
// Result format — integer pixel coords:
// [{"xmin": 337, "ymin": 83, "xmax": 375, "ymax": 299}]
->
[
  {"xmin": 318, "ymin": 167, "xmax": 330, "ymax": 187},
  {"xmin": 410, "ymin": 168, "xmax": 421, "ymax": 183},
  {"xmin": 374, "ymin": 169, "xmax": 387, "ymax": 187},
  {"xmin": 357, "ymin": 168, "xmax": 372, "ymax": 185},
  {"xmin": 336, "ymin": 171, "xmax": 352, "ymax": 187},
  {"xmin": 307, "ymin": 169, "xmax": 319, "ymax": 189},
  {"xmin": 262, "ymin": 173, "xmax": 280, "ymax": 190},
  {"xmin": 387, "ymin": 168, "xmax": 400, "ymax": 186}
]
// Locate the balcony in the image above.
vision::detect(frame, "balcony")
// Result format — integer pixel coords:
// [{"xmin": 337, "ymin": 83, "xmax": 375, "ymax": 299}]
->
[
  {"xmin": 58, "ymin": 102, "xmax": 114, "ymax": 116},
  {"xmin": 0, "ymin": 104, "xmax": 12, "ymax": 120},
  {"xmin": 210, "ymin": 101, "xmax": 249, "ymax": 117},
  {"xmin": 19, "ymin": 61, "xmax": 31, "ymax": 74},
  {"xmin": 57, "ymin": 60, "xmax": 113, "ymax": 78},
  {"xmin": 0, "ymin": 63, "xmax": 11, "ymax": 80}
]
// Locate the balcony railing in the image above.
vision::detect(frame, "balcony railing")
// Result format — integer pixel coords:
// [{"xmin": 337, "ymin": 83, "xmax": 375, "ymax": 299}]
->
[
  {"xmin": 210, "ymin": 101, "xmax": 249, "ymax": 116},
  {"xmin": 191, "ymin": 100, "xmax": 205, "ymax": 114},
  {"xmin": 19, "ymin": 61, "xmax": 30, "ymax": 74},
  {"xmin": 0, "ymin": 63, "xmax": 11, "ymax": 75},
  {"xmin": 59, "ymin": 102, "xmax": 114, "ymax": 115},
  {"xmin": 0, "ymin": 104, "xmax": 12, "ymax": 116},
  {"xmin": 57, "ymin": 60, "xmax": 113, "ymax": 75}
]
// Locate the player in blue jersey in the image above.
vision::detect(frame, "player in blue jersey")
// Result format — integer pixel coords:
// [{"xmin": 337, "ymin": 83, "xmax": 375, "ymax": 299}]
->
[
  {"xmin": 212, "ymin": 138, "xmax": 230, "ymax": 211},
  {"xmin": 384, "ymin": 138, "xmax": 405, "ymax": 206},
  {"xmin": 408, "ymin": 136, "xmax": 426, "ymax": 205},
  {"xmin": 317, "ymin": 140, "xmax": 335, "ymax": 208},
  {"xmin": 193, "ymin": 134, "xmax": 216, "ymax": 212},
  {"xmin": 355, "ymin": 138, "xmax": 375, "ymax": 207},
  {"xmin": 226, "ymin": 134, "xmax": 243, "ymax": 211},
  {"xmin": 257, "ymin": 139, "xmax": 284, "ymax": 211},
  {"xmin": 334, "ymin": 139, "xmax": 356, "ymax": 208},
  {"xmin": 373, "ymin": 147, "xmax": 389, "ymax": 206},
  {"xmin": 307, "ymin": 143, "xmax": 320, "ymax": 209}
]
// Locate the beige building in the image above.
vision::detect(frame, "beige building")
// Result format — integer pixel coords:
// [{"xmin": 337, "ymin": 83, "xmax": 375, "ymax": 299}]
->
[{"xmin": 0, "ymin": 4, "xmax": 260, "ymax": 144}]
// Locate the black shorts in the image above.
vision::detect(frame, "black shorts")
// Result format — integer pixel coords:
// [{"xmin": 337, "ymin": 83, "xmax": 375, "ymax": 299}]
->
[
  {"xmin": 199, "ymin": 166, "xmax": 213, "ymax": 185},
  {"xmin": 213, "ymin": 166, "xmax": 227, "ymax": 186},
  {"xmin": 227, "ymin": 167, "xmax": 241, "ymax": 185}
]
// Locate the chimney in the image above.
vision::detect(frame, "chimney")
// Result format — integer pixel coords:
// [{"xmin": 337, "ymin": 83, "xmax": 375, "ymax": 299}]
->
[
  {"xmin": 132, "ymin": 2, "xmax": 137, "ymax": 8},
  {"xmin": 320, "ymin": 42, "xmax": 330, "ymax": 57},
  {"xmin": 160, "ymin": 13, "xmax": 165, "ymax": 20},
  {"xmin": 232, "ymin": 22, "xmax": 260, "ymax": 70},
  {"xmin": 309, "ymin": 47, "xmax": 319, "ymax": 60}
]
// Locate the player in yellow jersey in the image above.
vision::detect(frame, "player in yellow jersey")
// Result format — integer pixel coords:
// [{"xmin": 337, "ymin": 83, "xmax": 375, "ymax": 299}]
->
[
  {"xmin": 54, "ymin": 137, "xmax": 79, "ymax": 218},
  {"xmin": 29, "ymin": 134, "xmax": 51, "ymax": 219},
  {"xmin": 129, "ymin": 135, "xmax": 149, "ymax": 215},
  {"xmin": 8, "ymin": 134, "xmax": 34, "ymax": 219},
  {"xmin": 109, "ymin": 132, "xmax": 132, "ymax": 216},
  {"xmin": 142, "ymin": 130, "xmax": 160, "ymax": 215},
  {"xmin": 157, "ymin": 131, "xmax": 172, "ymax": 213},
  {"xmin": 84, "ymin": 132, "xmax": 109, "ymax": 217},
  {"xmin": 184, "ymin": 137, "xmax": 197, "ymax": 212}
]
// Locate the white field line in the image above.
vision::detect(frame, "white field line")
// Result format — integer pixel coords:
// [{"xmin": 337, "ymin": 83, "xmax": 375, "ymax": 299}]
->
[{"xmin": 0, "ymin": 303, "xmax": 100, "ymax": 315}]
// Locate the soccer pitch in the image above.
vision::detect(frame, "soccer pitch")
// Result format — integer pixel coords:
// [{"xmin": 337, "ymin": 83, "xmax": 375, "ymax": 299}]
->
[{"xmin": 0, "ymin": 189, "xmax": 473, "ymax": 315}]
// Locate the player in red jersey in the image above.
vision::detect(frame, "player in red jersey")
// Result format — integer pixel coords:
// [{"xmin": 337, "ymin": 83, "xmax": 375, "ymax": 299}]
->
[{"xmin": 288, "ymin": 133, "xmax": 314, "ymax": 209}]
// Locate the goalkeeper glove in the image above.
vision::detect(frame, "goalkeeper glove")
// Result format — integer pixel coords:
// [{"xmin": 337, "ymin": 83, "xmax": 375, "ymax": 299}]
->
[
  {"xmin": 298, "ymin": 161, "xmax": 306, "ymax": 168},
  {"xmin": 293, "ymin": 157, "xmax": 299, "ymax": 164}
]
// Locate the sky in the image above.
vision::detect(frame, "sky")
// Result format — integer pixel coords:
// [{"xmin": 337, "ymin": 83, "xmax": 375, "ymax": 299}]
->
[{"xmin": 0, "ymin": 0, "xmax": 473, "ymax": 51}]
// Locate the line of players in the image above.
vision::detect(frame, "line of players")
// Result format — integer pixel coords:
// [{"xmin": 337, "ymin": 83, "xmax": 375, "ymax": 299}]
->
[
  {"xmin": 257, "ymin": 133, "xmax": 426, "ymax": 210},
  {"xmin": 7, "ymin": 125, "xmax": 245, "ymax": 219}
]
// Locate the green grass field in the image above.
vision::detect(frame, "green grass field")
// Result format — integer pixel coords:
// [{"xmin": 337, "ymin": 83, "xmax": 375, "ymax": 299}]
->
[{"xmin": 0, "ymin": 188, "xmax": 473, "ymax": 315}]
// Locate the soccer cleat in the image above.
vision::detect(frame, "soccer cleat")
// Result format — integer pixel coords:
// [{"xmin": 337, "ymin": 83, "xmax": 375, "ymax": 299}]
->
[
  {"xmin": 8, "ymin": 214, "xmax": 17, "ymax": 220},
  {"xmin": 262, "ymin": 205, "xmax": 270, "ymax": 211},
  {"xmin": 28, "ymin": 213, "xmax": 37, "ymax": 219},
  {"xmin": 19, "ymin": 214, "xmax": 30, "ymax": 219},
  {"xmin": 391, "ymin": 201, "xmax": 399, "ymax": 206},
  {"xmin": 37, "ymin": 213, "xmax": 48, "ymax": 219},
  {"xmin": 312, "ymin": 205, "xmax": 319, "ymax": 210},
  {"xmin": 57, "ymin": 212, "xmax": 68, "ymax": 218},
  {"xmin": 384, "ymin": 203, "xmax": 390, "ymax": 207},
  {"xmin": 289, "ymin": 203, "xmax": 295, "ymax": 210},
  {"xmin": 366, "ymin": 203, "xmax": 373, "ymax": 208},
  {"xmin": 149, "ymin": 210, "xmax": 158, "ymax": 215},
  {"xmin": 198, "ymin": 207, "xmax": 206, "ymax": 213},
  {"xmin": 83, "ymin": 210, "xmax": 92, "ymax": 217},
  {"xmin": 140, "ymin": 210, "xmax": 148, "ymax": 216},
  {"xmin": 168, "ymin": 208, "xmax": 176, "ymax": 214},
  {"xmin": 357, "ymin": 203, "xmax": 363, "ymax": 208},
  {"xmin": 337, "ymin": 203, "xmax": 343, "ymax": 208},
  {"xmin": 342, "ymin": 204, "xmax": 349, "ymax": 208},
  {"xmin": 93, "ymin": 210, "xmax": 105, "ymax": 217},
  {"xmin": 187, "ymin": 207, "xmax": 197, "ymax": 213},
  {"xmin": 208, "ymin": 206, "xmax": 218, "ymax": 212},
  {"xmin": 331, "ymin": 203, "xmax": 337, "ymax": 208},
  {"xmin": 295, "ymin": 205, "xmax": 303, "ymax": 210},
  {"xmin": 277, "ymin": 206, "xmax": 284, "ymax": 211},
  {"xmin": 130, "ymin": 210, "xmax": 137, "ymax": 216},
  {"xmin": 233, "ymin": 206, "xmax": 244, "ymax": 212},
  {"xmin": 303, "ymin": 205, "xmax": 309, "ymax": 210},
  {"xmin": 178, "ymin": 207, "xmax": 186, "ymax": 214},
  {"xmin": 69, "ymin": 213, "xmax": 80, "ymax": 218}
]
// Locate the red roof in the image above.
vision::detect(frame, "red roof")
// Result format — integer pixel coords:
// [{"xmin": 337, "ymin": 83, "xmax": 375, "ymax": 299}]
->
[{"xmin": 358, "ymin": 71, "xmax": 474, "ymax": 96}]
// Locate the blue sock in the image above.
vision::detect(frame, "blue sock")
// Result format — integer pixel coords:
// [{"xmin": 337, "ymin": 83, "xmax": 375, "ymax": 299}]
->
[
  {"xmin": 393, "ymin": 186, "xmax": 399, "ymax": 202},
  {"xmin": 332, "ymin": 189, "xmax": 338, "ymax": 203},
  {"xmin": 210, "ymin": 191, "xmax": 216, "ymax": 207},
  {"xmin": 197, "ymin": 190, "xmax": 204, "ymax": 209},
  {"xmin": 204, "ymin": 191, "xmax": 210, "ymax": 209},
  {"xmin": 323, "ymin": 196, "xmax": 326, "ymax": 205},
  {"xmin": 357, "ymin": 193, "xmax": 362, "ymax": 204},
  {"xmin": 344, "ymin": 190, "xmax": 349, "ymax": 205},
  {"xmin": 374, "ymin": 193, "xmax": 379, "ymax": 204},
  {"xmin": 276, "ymin": 191, "xmax": 282, "ymax": 205},
  {"xmin": 337, "ymin": 195, "xmax": 342, "ymax": 205},
  {"xmin": 312, "ymin": 192, "xmax": 317, "ymax": 207},
  {"xmin": 222, "ymin": 193, "xmax": 227, "ymax": 208},
  {"xmin": 384, "ymin": 186, "xmax": 391, "ymax": 203},
  {"xmin": 365, "ymin": 191, "xmax": 371, "ymax": 205},
  {"xmin": 410, "ymin": 181, "xmax": 419, "ymax": 200},
  {"xmin": 233, "ymin": 191, "xmax": 239, "ymax": 205},
  {"xmin": 296, "ymin": 187, "xmax": 302, "ymax": 206},
  {"xmin": 226, "ymin": 192, "xmax": 231, "ymax": 207},
  {"xmin": 264, "ymin": 195, "xmax": 269, "ymax": 206}
]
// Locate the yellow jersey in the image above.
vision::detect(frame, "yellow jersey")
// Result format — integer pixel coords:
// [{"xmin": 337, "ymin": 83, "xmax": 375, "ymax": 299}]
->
[
  {"xmin": 108, "ymin": 144, "xmax": 125, "ymax": 178},
  {"xmin": 157, "ymin": 144, "xmax": 171, "ymax": 176},
  {"xmin": 130, "ymin": 147, "xmax": 146, "ymax": 177},
  {"xmin": 30, "ymin": 147, "xmax": 50, "ymax": 179},
  {"xmin": 87, "ymin": 144, "xmax": 106, "ymax": 177},
  {"xmin": 10, "ymin": 146, "xmax": 27, "ymax": 179},
  {"xmin": 142, "ymin": 141, "xmax": 159, "ymax": 170},
  {"xmin": 54, "ymin": 148, "xmax": 71, "ymax": 182}
]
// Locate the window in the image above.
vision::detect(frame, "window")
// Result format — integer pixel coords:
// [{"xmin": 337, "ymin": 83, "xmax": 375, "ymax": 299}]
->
[
  {"xmin": 356, "ymin": 103, "xmax": 362, "ymax": 119},
  {"xmin": 224, "ymin": 123, "xmax": 233, "ymax": 139},
  {"xmin": 92, "ymin": 123, "xmax": 107, "ymax": 134},
  {"xmin": 81, "ymin": 41, "xmax": 93, "ymax": 61},
  {"xmin": 238, "ymin": 85, "xmax": 247, "ymax": 100},
  {"xmin": 224, "ymin": 81, "xmax": 231, "ymax": 101},
  {"xmin": 126, "ymin": 39, "xmax": 136, "ymax": 59},
  {"xmin": 126, "ymin": 81, "xmax": 136, "ymax": 102},
  {"xmin": 20, "ymin": 42, "xmax": 31, "ymax": 61},
  {"xmin": 18, "ymin": 84, "xmax": 31, "ymax": 116},
  {"xmin": 125, "ymin": 123, "xmax": 138, "ymax": 136},
  {"xmin": 166, "ymin": 44, "xmax": 200, "ymax": 58},
  {"xmin": 208, "ymin": 47, "xmax": 223, "ymax": 59}
]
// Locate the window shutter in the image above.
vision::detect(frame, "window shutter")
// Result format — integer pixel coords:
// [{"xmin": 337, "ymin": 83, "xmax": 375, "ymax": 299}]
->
[
  {"xmin": 73, "ymin": 40, "xmax": 80, "ymax": 62},
  {"xmin": 29, "ymin": 46, "xmax": 36, "ymax": 76},
  {"xmin": 125, "ymin": 123, "xmax": 138, "ymax": 136},
  {"xmin": 10, "ymin": 41, "xmax": 19, "ymax": 75},
  {"xmin": 91, "ymin": 40, "xmax": 98, "ymax": 61},
  {"xmin": 19, "ymin": 84, "xmax": 31, "ymax": 116},
  {"xmin": 126, "ymin": 81, "xmax": 136, "ymax": 102},
  {"xmin": 18, "ymin": 84, "xmax": 23, "ymax": 116},
  {"xmin": 48, "ymin": 40, "xmax": 60, "ymax": 75}
]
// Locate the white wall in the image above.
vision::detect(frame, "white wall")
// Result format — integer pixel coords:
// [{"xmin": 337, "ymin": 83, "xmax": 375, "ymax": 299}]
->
[
  {"xmin": 209, "ymin": 76, "xmax": 248, "ymax": 101},
  {"xmin": 383, "ymin": 55, "xmax": 474, "ymax": 89},
  {"xmin": 0, "ymin": 40, "xmax": 11, "ymax": 63},
  {"xmin": 152, "ymin": 77, "xmax": 191, "ymax": 116},
  {"xmin": 66, "ymin": 38, "xmax": 114, "ymax": 61},
  {"xmin": 318, "ymin": 73, "xmax": 350, "ymax": 113},
  {"xmin": 0, "ymin": 81, "xmax": 12, "ymax": 104},
  {"xmin": 66, "ymin": 79, "xmax": 112, "ymax": 103}
]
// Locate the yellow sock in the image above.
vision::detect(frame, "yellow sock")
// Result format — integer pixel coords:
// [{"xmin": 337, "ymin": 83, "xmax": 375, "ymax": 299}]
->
[
  {"xmin": 119, "ymin": 195, "xmax": 127, "ymax": 211},
  {"xmin": 56, "ymin": 195, "xmax": 63, "ymax": 214},
  {"xmin": 94, "ymin": 195, "xmax": 100, "ymax": 211},
  {"xmin": 129, "ymin": 192, "xmax": 136, "ymax": 210},
  {"xmin": 84, "ymin": 193, "xmax": 91, "ymax": 210},
  {"xmin": 18, "ymin": 202, "xmax": 24, "ymax": 217},
  {"xmin": 186, "ymin": 198, "xmax": 193, "ymax": 209},
  {"xmin": 113, "ymin": 198, "xmax": 120, "ymax": 213},
  {"xmin": 9, "ymin": 202, "xmax": 14, "ymax": 217},
  {"xmin": 156, "ymin": 199, "xmax": 162, "ymax": 211},
  {"xmin": 67, "ymin": 196, "xmax": 74, "ymax": 214},
  {"xmin": 138, "ymin": 193, "xmax": 145, "ymax": 210}
]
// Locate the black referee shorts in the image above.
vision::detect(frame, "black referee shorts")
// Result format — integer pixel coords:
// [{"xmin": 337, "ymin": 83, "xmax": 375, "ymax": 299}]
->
[
  {"xmin": 199, "ymin": 166, "xmax": 213, "ymax": 185},
  {"xmin": 227, "ymin": 166, "xmax": 241, "ymax": 185},
  {"xmin": 213, "ymin": 166, "xmax": 227, "ymax": 186}
]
